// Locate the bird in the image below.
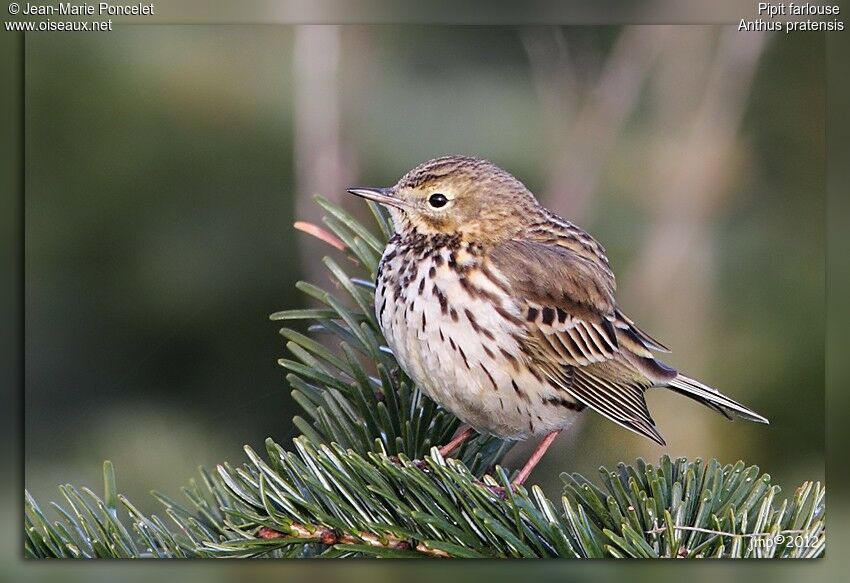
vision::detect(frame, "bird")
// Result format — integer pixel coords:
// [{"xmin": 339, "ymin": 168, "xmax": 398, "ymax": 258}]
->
[{"xmin": 347, "ymin": 155, "xmax": 768, "ymax": 486}]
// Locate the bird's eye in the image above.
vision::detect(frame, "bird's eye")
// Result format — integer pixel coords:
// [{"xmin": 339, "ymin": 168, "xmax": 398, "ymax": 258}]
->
[{"xmin": 428, "ymin": 193, "xmax": 448, "ymax": 208}]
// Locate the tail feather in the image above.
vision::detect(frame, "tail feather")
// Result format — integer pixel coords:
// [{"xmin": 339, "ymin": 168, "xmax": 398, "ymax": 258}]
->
[{"xmin": 666, "ymin": 375, "xmax": 769, "ymax": 424}]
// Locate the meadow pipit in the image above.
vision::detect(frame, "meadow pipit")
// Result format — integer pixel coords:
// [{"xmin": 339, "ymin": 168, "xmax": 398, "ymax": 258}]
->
[{"xmin": 349, "ymin": 155, "xmax": 768, "ymax": 485}]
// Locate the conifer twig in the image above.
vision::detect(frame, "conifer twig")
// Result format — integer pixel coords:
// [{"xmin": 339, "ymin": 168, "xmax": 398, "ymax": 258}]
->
[
  {"xmin": 645, "ymin": 526, "xmax": 811, "ymax": 538},
  {"xmin": 256, "ymin": 524, "xmax": 450, "ymax": 558}
]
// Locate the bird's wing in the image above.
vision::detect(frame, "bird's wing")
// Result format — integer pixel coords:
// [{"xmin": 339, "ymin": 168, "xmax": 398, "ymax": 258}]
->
[
  {"xmin": 520, "ymin": 213, "xmax": 670, "ymax": 353},
  {"xmin": 488, "ymin": 237, "xmax": 672, "ymax": 444}
]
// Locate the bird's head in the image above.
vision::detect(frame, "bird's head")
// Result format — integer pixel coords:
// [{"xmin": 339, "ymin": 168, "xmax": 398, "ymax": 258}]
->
[{"xmin": 348, "ymin": 156, "xmax": 539, "ymax": 243}]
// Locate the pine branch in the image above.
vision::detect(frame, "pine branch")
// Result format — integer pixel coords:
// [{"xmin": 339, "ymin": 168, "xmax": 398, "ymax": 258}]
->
[
  {"xmin": 256, "ymin": 524, "xmax": 451, "ymax": 558},
  {"xmin": 26, "ymin": 443, "xmax": 826, "ymax": 558},
  {"xmin": 24, "ymin": 196, "xmax": 826, "ymax": 559}
]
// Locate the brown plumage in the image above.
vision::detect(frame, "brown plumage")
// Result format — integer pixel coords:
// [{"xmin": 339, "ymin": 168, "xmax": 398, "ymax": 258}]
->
[{"xmin": 348, "ymin": 155, "xmax": 767, "ymax": 485}]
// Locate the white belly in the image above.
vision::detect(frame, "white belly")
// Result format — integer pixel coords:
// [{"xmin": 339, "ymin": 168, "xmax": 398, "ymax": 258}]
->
[{"xmin": 375, "ymin": 243, "xmax": 580, "ymax": 439}]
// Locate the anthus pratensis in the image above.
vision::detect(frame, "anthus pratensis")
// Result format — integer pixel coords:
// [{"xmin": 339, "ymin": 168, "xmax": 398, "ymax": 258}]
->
[{"xmin": 348, "ymin": 155, "xmax": 768, "ymax": 485}]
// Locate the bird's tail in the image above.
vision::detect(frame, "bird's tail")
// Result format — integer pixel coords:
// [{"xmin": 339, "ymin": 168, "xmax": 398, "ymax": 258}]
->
[{"xmin": 666, "ymin": 374, "xmax": 769, "ymax": 424}]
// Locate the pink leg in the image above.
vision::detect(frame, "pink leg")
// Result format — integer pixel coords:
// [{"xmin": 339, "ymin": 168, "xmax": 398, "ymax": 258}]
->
[
  {"xmin": 438, "ymin": 426, "xmax": 475, "ymax": 458},
  {"xmin": 512, "ymin": 430, "xmax": 562, "ymax": 486}
]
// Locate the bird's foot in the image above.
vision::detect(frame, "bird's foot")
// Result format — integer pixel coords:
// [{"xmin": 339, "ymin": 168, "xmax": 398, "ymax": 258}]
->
[
  {"xmin": 510, "ymin": 430, "xmax": 562, "ymax": 487},
  {"xmin": 437, "ymin": 426, "xmax": 475, "ymax": 458}
]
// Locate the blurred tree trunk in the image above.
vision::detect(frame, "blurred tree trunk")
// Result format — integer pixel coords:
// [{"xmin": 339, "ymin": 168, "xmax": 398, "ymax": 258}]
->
[
  {"xmin": 624, "ymin": 29, "xmax": 769, "ymax": 350},
  {"xmin": 524, "ymin": 25, "xmax": 671, "ymax": 221},
  {"xmin": 293, "ymin": 26, "xmax": 356, "ymax": 281}
]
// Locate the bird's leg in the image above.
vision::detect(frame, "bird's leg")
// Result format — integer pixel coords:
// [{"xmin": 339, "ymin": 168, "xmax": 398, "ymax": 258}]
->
[
  {"xmin": 438, "ymin": 426, "xmax": 475, "ymax": 458},
  {"xmin": 511, "ymin": 430, "xmax": 562, "ymax": 486}
]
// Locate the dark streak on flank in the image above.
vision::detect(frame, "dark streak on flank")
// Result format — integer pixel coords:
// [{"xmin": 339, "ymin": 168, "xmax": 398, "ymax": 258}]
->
[
  {"xmin": 458, "ymin": 276, "xmax": 474, "ymax": 296},
  {"xmin": 511, "ymin": 379, "xmax": 530, "ymax": 403},
  {"xmin": 459, "ymin": 275, "xmax": 502, "ymax": 304},
  {"xmin": 495, "ymin": 305, "xmax": 523, "ymax": 326},
  {"xmin": 447, "ymin": 252, "xmax": 457, "ymax": 269},
  {"xmin": 433, "ymin": 284, "xmax": 448, "ymax": 315},
  {"xmin": 542, "ymin": 395, "xmax": 586, "ymax": 411},
  {"xmin": 499, "ymin": 348, "xmax": 519, "ymax": 371},
  {"xmin": 480, "ymin": 264, "xmax": 511, "ymax": 295},
  {"xmin": 481, "ymin": 363, "xmax": 498, "ymax": 390},
  {"xmin": 457, "ymin": 344, "xmax": 470, "ymax": 369},
  {"xmin": 465, "ymin": 308, "xmax": 495, "ymax": 340}
]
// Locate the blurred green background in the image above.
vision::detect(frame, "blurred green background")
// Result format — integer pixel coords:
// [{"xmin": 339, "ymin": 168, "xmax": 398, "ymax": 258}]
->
[{"xmin": 24, "ymin": 25, "xmax": 823, "ymax": 529}]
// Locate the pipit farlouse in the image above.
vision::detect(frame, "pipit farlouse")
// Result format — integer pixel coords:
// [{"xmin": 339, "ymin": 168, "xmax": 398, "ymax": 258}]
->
[{"xmin": 348, "ymin": 155, "xmax": 768, "ymax": 485}]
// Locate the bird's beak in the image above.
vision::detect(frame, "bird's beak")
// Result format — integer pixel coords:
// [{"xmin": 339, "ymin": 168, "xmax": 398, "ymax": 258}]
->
[{"xmin": 346, "ymin": 187, "xmax": 406, "ymax": 209}]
